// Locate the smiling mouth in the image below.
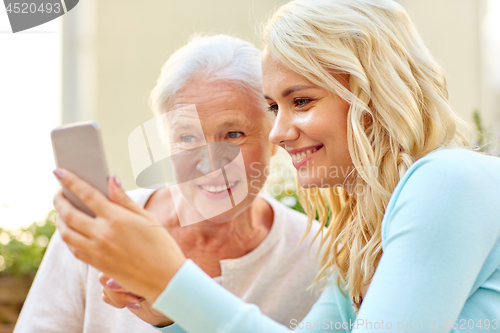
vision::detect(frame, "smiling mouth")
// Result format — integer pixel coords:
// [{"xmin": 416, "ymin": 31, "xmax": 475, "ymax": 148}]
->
[
  {"xmin": 198, "ymin": 181, "xmax": 238, "ymax": 194},
  {"xmin": 291, "ymin": 145, "xmax": 323, "ymax": 162}
]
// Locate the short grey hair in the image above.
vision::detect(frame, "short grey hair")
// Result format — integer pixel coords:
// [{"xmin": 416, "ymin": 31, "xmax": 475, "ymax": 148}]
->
[{"xmin": 150, "ymin": 34, "xmax": 265, "ymax": 115}]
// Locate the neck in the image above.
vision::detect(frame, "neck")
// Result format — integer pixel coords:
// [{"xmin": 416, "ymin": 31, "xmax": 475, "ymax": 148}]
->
[{"xmin": 148, "ymin": 189, "xmax": 273, "ymax": 255}]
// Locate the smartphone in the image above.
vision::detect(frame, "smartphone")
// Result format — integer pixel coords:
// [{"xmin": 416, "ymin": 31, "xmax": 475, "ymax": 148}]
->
[{"xmin": 51, "ymin": 121, "xmax": 110, "ymax": 217}]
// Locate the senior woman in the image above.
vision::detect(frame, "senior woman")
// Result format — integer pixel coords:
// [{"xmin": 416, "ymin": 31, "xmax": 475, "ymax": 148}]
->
[{"xmin": 14, "ymin": 35, "xmax": 325, "ymax": 333}]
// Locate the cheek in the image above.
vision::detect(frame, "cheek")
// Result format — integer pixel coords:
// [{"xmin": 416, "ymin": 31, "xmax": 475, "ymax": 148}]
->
[
  {"xmin": 311, "ymin": 103, "xmax": 349, "ymax": 144},
  {"xmin": 241, "ymin": 146, "xmax": 269, "ymax": 178}
]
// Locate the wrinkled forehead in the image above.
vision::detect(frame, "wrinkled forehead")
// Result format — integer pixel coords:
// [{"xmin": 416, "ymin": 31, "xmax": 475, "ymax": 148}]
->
[
  {"xmin": 167, "ymin": 104, "xmax": 253, "ymax": 131},
  {"xmin": 161, "ymin": 105, "xmax": 254, "ymax": 141},
  {"xmin": 167, "ymin": 107, "xmax": 201, "ymax": 127},
  {"xmin": 156, "ymin": 105, "xmax": 199, "ymax": 133},
  {"xmin": 170, "ymin": 79, "xmax": 267, "ymax": 121}
]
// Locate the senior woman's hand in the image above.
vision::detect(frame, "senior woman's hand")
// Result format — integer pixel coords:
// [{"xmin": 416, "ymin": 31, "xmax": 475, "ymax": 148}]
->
[
  {"xmin": 52, "ymin": 168, "xmax": 186, "ymax": 302},
  {"xmin": 98, "ymin": 272, "xmax": 174, "ymax": 327}
]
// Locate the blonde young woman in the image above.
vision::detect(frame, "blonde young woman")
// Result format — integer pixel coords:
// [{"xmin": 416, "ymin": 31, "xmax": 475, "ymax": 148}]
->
[{"xmin": 52, "ymin": 0, "xmax": 500, "ymax": 332}]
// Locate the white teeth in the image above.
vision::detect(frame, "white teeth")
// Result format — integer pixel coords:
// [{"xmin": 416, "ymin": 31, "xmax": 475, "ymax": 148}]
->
[
  {"xmin": 291, "ymin": 147, "xmax": 320, "ymax": 162},
  {"xmin": 201, "ymin": 182, "xmax": 236, "ymax": 193}
]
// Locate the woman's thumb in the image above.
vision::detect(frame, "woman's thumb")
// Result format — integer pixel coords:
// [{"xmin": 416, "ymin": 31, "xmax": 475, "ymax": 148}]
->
[{"xmin": 108, "ymin": 174, "xmax": 143, "ymax": 215}]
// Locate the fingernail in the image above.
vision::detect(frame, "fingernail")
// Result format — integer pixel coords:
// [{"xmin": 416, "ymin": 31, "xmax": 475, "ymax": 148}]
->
[
  {"xmin": 126, "ymin": 303, "xmax": 140, "ymax": 310},
  {"xmin": 53, "ymin": 169, "xmax": 64, "ymax": 180},
  {"xmin": 106, "ymin": 278, "xmax": 121, "ymax": 289},
  {"xmin": 113, "ymin": 174, "xmax": 122, "ymax": 189}
]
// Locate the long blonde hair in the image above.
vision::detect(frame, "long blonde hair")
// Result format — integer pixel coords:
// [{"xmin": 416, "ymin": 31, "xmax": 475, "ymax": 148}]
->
[{"xmin": 263, "ymin": 0, "xmax": 471, "ymax": 307}]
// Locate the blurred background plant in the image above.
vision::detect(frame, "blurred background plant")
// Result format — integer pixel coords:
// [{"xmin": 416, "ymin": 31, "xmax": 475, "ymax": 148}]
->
[
  {"xmin": 262, "ymin": 148, "xmax": 304, "ymax": 214},
  {"xmin": 0, "ymin": 211, "xmax": 56, "ymax": 278},
  {"xmin": 0, "ymin": 211, "xmax": 56, "ymax": 329},
  {"xmin": 473, "ymin": 109, "xmax": 500, "ymax": 156}
]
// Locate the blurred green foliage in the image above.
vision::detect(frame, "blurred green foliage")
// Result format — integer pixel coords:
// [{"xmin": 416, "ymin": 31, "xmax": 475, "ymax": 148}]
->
[
  {"xmin": 0, "ymin": 210, "xmax": 56, "ymax": 277},
  {"xmin": 274, "ymin": 191, "xmax": 304, "ymax": 215},
  {"xmin": 473, "ymin": 109, "xmax": 488, "ymax": 151},
  {"xmin": 473, "ymin": 109, "xmax": 499, "ymax": 156}
]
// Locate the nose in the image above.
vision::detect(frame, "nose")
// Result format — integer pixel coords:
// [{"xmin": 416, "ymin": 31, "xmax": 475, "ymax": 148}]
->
[
  {"xmin": 195, "ymin": 146, "xmax": 214, "ymax": 175},
  {"xmin": 269, "ymin": 110, "xmax": 299, "ymax": 146},
  {"xmin": 195, "ymin": 143, "xmax": 233, "ymax": 177}
]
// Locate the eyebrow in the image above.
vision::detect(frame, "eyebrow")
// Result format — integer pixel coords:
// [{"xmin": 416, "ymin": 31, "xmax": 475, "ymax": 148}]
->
[
  {"xmin": 216, "ymin": 119, "xmax": 251, "ymax": 129},
  {"xmin": 264, "ymin": 84, "xmax": 317, "ymax": 100},
  {"xmin": 171, "ymin": 122, "xmax": 198, "ymax": 131}
]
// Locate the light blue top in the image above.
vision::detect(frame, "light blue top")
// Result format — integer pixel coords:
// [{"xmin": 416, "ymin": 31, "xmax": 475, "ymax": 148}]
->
[{"xmin": 152, "ymin": 148, "xmax": 500, "ymax": 332}]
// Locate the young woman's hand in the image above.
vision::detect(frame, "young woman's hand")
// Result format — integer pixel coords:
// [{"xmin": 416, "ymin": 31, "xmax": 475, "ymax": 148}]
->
[
  {"xmin": 52, "ymin": 168, "xmax": 186, "ymax": 302},
  {"xmin": 99, "ymin": 273, "xmax": 174, "ymax": 328}
]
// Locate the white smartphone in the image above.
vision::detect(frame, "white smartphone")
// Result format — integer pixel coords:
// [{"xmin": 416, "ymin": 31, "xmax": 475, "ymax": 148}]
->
[{"xmin": 51, "ymin": 121, "xmax": 110, "ymax": 217}]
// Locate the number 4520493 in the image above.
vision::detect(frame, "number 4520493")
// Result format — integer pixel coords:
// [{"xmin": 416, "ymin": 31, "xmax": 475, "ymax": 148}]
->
[{"xmin": 6, "ymin": 3, "xmax": 61, "ymax": 14}]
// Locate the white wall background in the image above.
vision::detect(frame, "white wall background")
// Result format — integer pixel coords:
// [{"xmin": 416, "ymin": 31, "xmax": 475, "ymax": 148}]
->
[
  {"xmin": 0, "ymin": 12, "xmax": 61, "ymax": 230},
  {"xmin": 399, "ymin": 0, "xmax": 500, "ymax": 146}
]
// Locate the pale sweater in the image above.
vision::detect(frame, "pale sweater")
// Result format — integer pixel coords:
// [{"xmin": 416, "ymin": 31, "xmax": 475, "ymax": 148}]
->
[{"xmin": 14, "ymin": 190, "xmax": 325, "ymax": 333}]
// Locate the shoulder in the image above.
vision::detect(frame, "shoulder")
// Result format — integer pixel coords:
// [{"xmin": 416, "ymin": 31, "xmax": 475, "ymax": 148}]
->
[
  {"xmin": 33, "ymin": 229, "xmax": 88, "ymax": 282},
  {"xmin": 383, "ymin": 147, "xmax": 500, "ymax": 242},
  {"xmin": 45, "ymin": 229, "xmax": 76, "ymax": 260},
  {"xmin": 404, "ymin": 147, "xmax": 500, "ymax": 181},
  {"xmin": 393, "ymin": 147, "xmax": 500, "ymax": 200}
]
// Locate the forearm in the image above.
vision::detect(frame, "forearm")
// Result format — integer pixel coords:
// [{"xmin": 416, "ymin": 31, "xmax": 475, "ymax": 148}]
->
[{"xmin": 152, "ymin": 259, "xmax": 351, "ymax": 333}]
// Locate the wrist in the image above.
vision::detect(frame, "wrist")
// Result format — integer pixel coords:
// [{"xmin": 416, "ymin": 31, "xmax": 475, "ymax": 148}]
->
[{"xmin": 149, "ymin": 257, "xmax": 187, "ymax": 302}]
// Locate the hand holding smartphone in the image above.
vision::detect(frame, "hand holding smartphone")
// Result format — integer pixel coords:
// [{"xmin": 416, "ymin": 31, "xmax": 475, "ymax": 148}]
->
[{"xmin": 51, "ymin": 121, "xmax": 110, "ymax": 217}]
